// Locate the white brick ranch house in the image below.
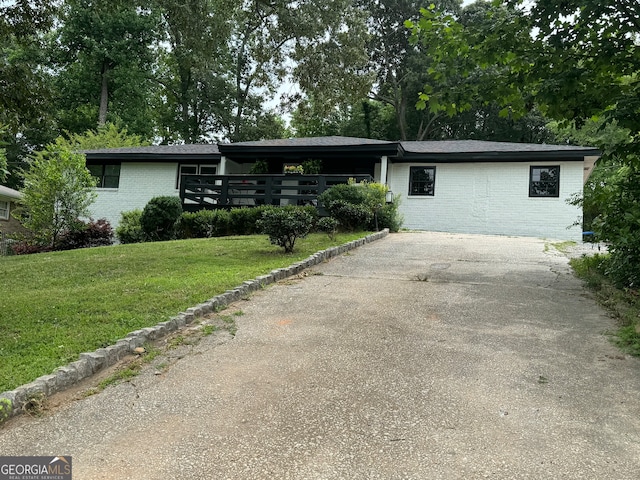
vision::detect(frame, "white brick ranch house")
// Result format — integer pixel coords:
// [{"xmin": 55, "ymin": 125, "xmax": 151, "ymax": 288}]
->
[{"xmin": 83, "ymin": 137, "xmax": 599, "ymax": 241}]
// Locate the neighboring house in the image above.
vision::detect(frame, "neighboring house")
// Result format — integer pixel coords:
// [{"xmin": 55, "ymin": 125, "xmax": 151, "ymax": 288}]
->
[
  {"xmin": 0, "ymin": 185, "xmax": 27, "ymax": 236},
  {"xmin": 84, "ymin": 137, "xmax": 600, "ymax": 241}
]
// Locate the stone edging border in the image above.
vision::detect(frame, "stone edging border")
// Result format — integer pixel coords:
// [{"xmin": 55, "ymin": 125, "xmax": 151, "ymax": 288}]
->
[{"xmin": 0, "ymin": 229, "xmax": 389, "ymax": 422}]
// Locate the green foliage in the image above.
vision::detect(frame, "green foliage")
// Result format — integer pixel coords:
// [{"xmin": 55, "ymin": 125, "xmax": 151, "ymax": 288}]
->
[
  {"xmin": 177, "ymin": 209, "xmax": 232, "ymax": 238},
  {"xmin": 0, "ymin": 397, "xmax": 12, "ymax": 424},
  {"xmin": 140, "ymin": 196, "xmax": 183, "ymax": 241},
  {"xmin": 319, "ymin": 182, "xmax": 402, "ymax": 231},
  {"xmin": 592, "ymin": 166, "xmax": 640, "ymax": 288},
  {"xmin": 317, "ymin": 216, "xmax": 339, "ymax": 240},
  {"xmin": 17, "ymin": 144, "xmax": 97, "ymax": 247},
  {"xmin": 0, "ymin": 150, "xmax": 6, "ymax": 185},
  {"xmin": 257, "ymin": 206, "xmax": 315, "ymax": 253},
  {"xmin": 552, "ymin": 118, "xmax": 632, "ymax": 232},
  {"xmin": 319, "ymin": 183, "xmax": 368, "ymax": 206},
  {"xmin": 249, "ymin": 159, "xmax": 269, "ymax": 174},
  {"xmin": 324, "ymin": 201, "xmax": 373, "ymax": 232},
  {"xmin": 230, "ymin": 207, "xmax": 269, "ymax": 236},
  {"xmin": 56, "ymin": 0, "xmax": 160, "ymax": 136},
  {"xmin": 57, "ymin": 123, "xmax": 149, "ymax": 150},
  {"xmin": 115, "ymin": 209, "xmax": 145, "ymax": 244}
]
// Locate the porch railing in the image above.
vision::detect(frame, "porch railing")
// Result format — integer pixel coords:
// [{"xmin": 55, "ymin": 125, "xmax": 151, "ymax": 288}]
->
[{"xmin": 180, "ymin": 174, "xmax": 374, "ymax": 211}]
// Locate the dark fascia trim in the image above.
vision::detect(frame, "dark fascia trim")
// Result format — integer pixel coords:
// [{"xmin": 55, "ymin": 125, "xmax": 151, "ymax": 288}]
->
[
  {"xmin": 85, "ymin": 153, "xmax": 221, "ymax": 163},
  {"xmin": 218, "ymin": 143, "xmax": 401, "ymax": 160},
  {"xmin": 395, "ymin": 149, "xmax": 601, "ymax": 163}
]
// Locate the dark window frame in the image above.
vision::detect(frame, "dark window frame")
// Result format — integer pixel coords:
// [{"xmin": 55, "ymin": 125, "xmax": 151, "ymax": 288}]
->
[
  {"xmin": 88, "ymin": 163, "xmax": 121, "ymax": 188},
  {"xmin": 409, "ymin": 166, "xmax": 436, "ymax": 196},
  {"xmin": 529, "ymin": 166, "xmax": 560, "ymax": 198}
]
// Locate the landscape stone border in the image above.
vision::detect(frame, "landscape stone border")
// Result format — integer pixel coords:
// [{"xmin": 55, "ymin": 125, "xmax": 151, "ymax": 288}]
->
[{"xmin": 0, "ymin": 230, "xmax": 389, "ymax": 422}]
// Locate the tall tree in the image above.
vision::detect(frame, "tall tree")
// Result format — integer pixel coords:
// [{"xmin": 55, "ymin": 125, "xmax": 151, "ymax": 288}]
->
[
  {"xmin": 55, "ymin": 0, "xmax": 159, "ymax": 137},
  {"xmin": 153, "ymin": 0, "xmax": 235, "ymax": 143},
  {"xmin": 354, "ymin": 0, "xmax": 463, "ymax": 140},
  {"xmin": 225, "ymin": 0, "xmax": 370, "ymax": 142},
  {"xmin": 0, "ymin": 1, "xmax": 59, "ymax": 188}
]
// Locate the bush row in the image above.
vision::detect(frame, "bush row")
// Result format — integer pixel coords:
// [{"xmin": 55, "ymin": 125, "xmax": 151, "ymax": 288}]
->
[{"xmin": 116, "ymin": 182, "xmax": 403, "ymax": 246}]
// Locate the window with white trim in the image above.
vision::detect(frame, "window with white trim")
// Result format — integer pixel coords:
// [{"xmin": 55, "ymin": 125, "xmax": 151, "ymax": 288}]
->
[
  {"xmin": 409, "ymin": 166, "xmax": 436, "ymax": 196},
  {"xmin": 177, "ymin": 164, "xmax": 218, "ymax": 189},
  {"xmin": 0, "ymin": 200, "xmax": 9, "ymax": 220}
]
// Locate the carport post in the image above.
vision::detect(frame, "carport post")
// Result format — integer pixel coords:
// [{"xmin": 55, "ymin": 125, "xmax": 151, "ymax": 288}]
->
[{"xmin": 380, "ymin": 155, "xmax": 388, "ymax": 185}]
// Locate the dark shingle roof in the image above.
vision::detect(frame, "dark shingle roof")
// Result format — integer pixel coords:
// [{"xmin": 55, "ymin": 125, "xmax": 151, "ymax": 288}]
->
[
  {"xmin": 82, "ymin": 138, "xmax": 600, "ymax": 163},
  {"xmin": 399, "ymin": 140, "xmax": 599, "ymax": 161},
  {"xmin": 83, "ymin": 144, "xmax": 220, "ymax": 155},
  {"xmin": 401, "ymin": 140, "xmax": 597, "ymax": 154},
  {"xmin": 222, "ymin": 136, "xmax": 395, "ymax": 148},
  {"xmin": 83, "ymin": 144, "xmax": 220, "ymax": 162}
]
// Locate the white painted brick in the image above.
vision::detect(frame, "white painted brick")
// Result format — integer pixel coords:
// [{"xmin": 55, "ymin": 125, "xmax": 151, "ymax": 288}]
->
[
  {"xmin": 389, "ymin": 161, "xmax": 584, "ymax": 241},
  {"xmin": 89, "ymin": 163, "xmax": 180, "ymax": 229}
]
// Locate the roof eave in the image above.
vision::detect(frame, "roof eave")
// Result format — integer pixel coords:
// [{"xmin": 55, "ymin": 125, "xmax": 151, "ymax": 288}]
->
[
  {"xmin": 84, "ymin": 153, "xmax": 222, "ymax": 163},
  {"xmin": 395, "ymin": 149, "xmax": 601, "ymax": 163}
]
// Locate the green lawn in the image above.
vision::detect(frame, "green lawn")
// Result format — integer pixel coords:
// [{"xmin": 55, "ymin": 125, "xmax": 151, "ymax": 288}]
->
[{"xmin": 0, "ymin": 233, "xmax": 367, "ymax": 392}]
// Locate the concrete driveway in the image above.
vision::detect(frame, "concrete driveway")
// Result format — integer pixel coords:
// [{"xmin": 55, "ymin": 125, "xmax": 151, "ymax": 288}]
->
[{"xmin": 1, "ymin": 232, "xmax": 639, "ymax": 479}]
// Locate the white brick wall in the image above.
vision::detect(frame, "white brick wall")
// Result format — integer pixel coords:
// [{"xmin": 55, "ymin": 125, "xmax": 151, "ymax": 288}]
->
[
  {"xmin": 388, "ymin": 161, "xmax": 584, "ymax": 241},
  {"xmin": 89, "ymin": 163, "xmax": 180, "ymax": 229}
]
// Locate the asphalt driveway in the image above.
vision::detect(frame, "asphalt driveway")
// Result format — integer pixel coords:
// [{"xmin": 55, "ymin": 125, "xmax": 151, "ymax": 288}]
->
[{"xmin": 1, "ymin": 232, "xmax": 639, "ymax": 479}]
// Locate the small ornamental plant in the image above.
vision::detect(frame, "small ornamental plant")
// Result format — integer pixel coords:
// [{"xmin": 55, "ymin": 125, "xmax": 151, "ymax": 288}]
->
[
  {"xmin": 284, "ymin": 164, "xmax": 304, "ymax": 174},
  {"xmin": 257, "ymin": 206, "xmax": 314, "ymax": 253}
]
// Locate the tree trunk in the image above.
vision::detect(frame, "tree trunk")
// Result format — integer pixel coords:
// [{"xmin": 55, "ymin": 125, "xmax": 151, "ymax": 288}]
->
[{"xmin": 98, "ymin": 61, "xmax": 109, "ymax": 126}]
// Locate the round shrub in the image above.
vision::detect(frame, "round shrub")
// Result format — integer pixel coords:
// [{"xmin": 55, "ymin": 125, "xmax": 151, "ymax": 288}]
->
[
  {"xmin": 256, "ymin": 206, "xmax": 314, "ymax": 253},
  {"xmin": 324, "ymin": 200, "xmax": 373, "ymax": 231},
  {"xmin": 140, "ymin": 196, "xmax": 182, "ymax": 241},
  {"xmin": 116, "ymin": 209, "xmax": 145, "ymax": 244},
  {"xmin": 317, "ymin": 216, "xmax": 339, "ymax": 240}
]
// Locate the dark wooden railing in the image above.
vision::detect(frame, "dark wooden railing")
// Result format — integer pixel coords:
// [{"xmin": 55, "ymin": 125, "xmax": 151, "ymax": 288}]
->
[{"xmin": 180, "ymin": 174, "xmax": 373, "ymax": 211}]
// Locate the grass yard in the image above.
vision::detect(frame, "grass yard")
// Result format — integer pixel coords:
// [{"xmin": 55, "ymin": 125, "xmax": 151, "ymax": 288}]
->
[{"xmin": 0, "ymin": 233, "xmax": 368, "ymax": 392}]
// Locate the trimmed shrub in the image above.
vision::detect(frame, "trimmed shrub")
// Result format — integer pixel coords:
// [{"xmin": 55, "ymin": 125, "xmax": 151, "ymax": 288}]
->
[
  {"xmin": 317, "ymin": 216, "xmax": 339, "ymax": 240},
  {"xmin": 116, "ymin": 209, "xmax": 145, "ymax": 244},
  {"xmin": 140, "ymin": 196, "xmax": 182, "ymax": 241},
  {"xmin": 256, "ymin": 206, "xmax": 314, "ymax": 253},
  {"xmin": 325, "ymin": 200, "xmax": 373, "ymax": 231},
  {"xmin": 229, "ymin": 207, "xmax": 266, "ymax": 235},
  {"xmin": 319, "ymin": 183, "xmax": 367, "ymax": 207},
  {"xmin": 374, "ymin": 202, "xmax": 403, "ymax": 232},
  {"xmin": 177, "ymin": 209, "xmax": 232, "ymax": 238},
  {"xmin": 319, "ymin": 182, "xmax": 402, "ymax": 232}
]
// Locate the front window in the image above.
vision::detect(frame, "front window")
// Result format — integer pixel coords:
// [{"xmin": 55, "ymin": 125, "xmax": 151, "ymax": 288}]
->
[
  {"xmin": 409, "ymin": 166, "xmax": 436, "ymax": 196},
  {"xmin": 177, "ymin": 164, "xmax": 217, "ymax": 189},
  {"xmin": 0, "ymin": 200, "xmax": 9, "ymax": 220},
  {"xmin": 529, "ymin": 166, "xmax": 560, "ymax": 197},
  {"xmin": 88, "ymin": 164, "xmax": 121, "ymax": 188}
]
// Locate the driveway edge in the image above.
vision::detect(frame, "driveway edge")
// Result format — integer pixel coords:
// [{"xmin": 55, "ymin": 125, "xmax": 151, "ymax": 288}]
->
[{"xmin": 0, "ymin": 230, "xmax": 389, "ymax": 423}]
